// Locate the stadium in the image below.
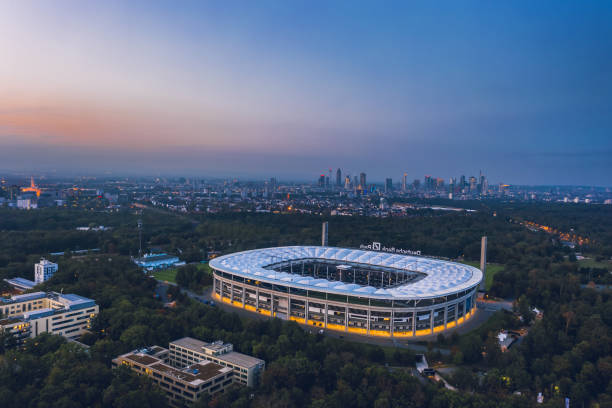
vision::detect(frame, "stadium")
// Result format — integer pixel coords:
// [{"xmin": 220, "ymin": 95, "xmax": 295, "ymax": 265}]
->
[{"xmin": 210, "ymin": 246, "xmax": 482, "ymax": 337}]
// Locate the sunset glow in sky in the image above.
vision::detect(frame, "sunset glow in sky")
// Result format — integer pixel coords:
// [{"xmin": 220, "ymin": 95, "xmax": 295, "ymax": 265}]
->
[{"xmin": 1, "ymin": 1, "xmax": 611, "ymax": 184}]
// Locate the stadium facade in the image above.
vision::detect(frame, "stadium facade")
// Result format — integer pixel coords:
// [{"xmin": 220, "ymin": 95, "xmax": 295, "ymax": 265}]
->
[{"xmin": 210, "ymin": 246, "xmax": 482, "ymax": 337}]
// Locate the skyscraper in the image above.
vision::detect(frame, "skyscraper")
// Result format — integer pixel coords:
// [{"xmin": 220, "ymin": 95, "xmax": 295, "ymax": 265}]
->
[
  {"xmin": 336, "ymin": 168, "xmax": 342, "ymax": 187},
  {"xmin": 424, "ymin": 175, "xmax": 432, "ymax": 191},
  {"xmin": 359, "ymin": 173, "xmax": 367, "ymax": 189},
  {"xmin": 402, "ymin": 173, "xmax": 407, "ymax": 192},
  {"xmin": 385, "ymin": 178, "xmax": 393, "ymax": 193},
  {"xmin": 344, "ymin": 175, "xmax": 351, "ymax": 190},
  {"xmin": 469, "ymin": 176, "xmax": 477, "ymax": 192}
]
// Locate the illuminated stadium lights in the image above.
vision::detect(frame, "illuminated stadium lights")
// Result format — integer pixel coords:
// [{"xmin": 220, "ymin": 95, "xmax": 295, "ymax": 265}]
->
[{"xmin": 210, "ymin": 246, "xmax": 482, "ymax": 337}]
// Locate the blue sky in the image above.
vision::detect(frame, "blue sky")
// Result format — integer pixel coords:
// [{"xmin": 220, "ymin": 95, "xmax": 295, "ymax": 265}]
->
[{"xmin": 1, "ymin": 1, "xmax": 611, "ymax": 184}]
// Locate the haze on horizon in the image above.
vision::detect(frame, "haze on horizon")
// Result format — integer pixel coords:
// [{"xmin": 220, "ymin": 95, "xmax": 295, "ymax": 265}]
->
[{"xmin": 1, "ymin": 1, "xmax": 611, "ymax": 185}]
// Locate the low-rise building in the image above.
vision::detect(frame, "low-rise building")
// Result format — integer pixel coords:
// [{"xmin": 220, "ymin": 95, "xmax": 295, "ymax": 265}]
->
[
  {"xmin": 134, "ymin": 253, "xmax": 181, "ymax": 271},
  {"xmin": 3, "ymin": 277, "xmax": 37, "ymax": 292},
  {"xmin": 112, "ymin": 346, "xmax": 233, "ymax": 407},
  {"xmin": 497, "ymin": 330, "xmax": 518, "ymax": 352},
  {"xmin": 170, "ymin": 337, "xmax": 265, "ymax": 387},
  {"xmin": 0, "ymin": 291, "xmax": 98, "ymax": 341}
]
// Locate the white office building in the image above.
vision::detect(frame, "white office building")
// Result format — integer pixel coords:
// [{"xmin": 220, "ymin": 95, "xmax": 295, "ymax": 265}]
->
[
  {"xmin": 0, "ymin": 292, "xmax": 99, "ymax": 342},
  {"xmin": 35, "ymin": 258, "xmax": 58, "ymax": 284}
]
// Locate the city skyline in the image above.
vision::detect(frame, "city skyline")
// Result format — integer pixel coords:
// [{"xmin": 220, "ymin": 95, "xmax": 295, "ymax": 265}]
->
[{"xmin": 1, "ymin": 1, "xmax": 611, "ymax": 185}]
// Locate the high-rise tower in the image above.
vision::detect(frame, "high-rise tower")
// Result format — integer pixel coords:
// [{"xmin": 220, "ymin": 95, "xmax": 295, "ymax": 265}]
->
[{"xmin": 359, "ymin": 173, "xmax": 366, "ymax": 189}]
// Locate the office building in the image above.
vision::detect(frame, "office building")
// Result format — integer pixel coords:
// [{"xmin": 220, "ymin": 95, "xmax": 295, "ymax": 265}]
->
[
  {"xmin": 113, "ymin": 346, "xmax": 233, "ymax": 407},
  {"xmin": 35, "ymin": 258, "xmax": 58, "ymax": 284},
  {"xmin": 469, "ymin": 176, "xmax": 477, "ymax": 192},
  {"xmin": 359, "ymin": 173, "xmax": 366, "ymax": 190},
  {"xmin": 385, "ymin": 178, "xmax": 393, "ymax": 193},
  {"xmin": 318, "ymin": 174, "xmax": 325, "ymax": 187},
  {"xmin": 336, "ymin": 168, "xmax": 342, "ymax": 187},
  {"xmin": 344, "ymin": 175, "xmax": 351, "ymax": 190},
  {"xmin": 170, "ymin": 337, "xmax": 266, "ymax": 387},
  {"xmin": 402, "ymin": 173, "xmax": 407, "ymax": 192},
  {"xmin": 0, "ymin": 291, "xmax": 98, "ymax": 341}
]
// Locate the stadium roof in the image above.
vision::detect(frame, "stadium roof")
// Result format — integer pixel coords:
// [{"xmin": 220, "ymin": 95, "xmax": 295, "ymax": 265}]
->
[{"xmin": 210, "ymin": 246, "xmax": 483, "ymax": 299}]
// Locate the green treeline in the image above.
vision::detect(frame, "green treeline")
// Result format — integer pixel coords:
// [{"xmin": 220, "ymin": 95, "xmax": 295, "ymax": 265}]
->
[{"xmin": 0, "ymin": 206, "xmax": 610, "ymax": 407}]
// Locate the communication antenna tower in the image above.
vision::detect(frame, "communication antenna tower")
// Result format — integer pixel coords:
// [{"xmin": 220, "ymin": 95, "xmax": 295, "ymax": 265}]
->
[{"xmin": 138, "ymin": 219, "xmax": 143, "ymax": 258}]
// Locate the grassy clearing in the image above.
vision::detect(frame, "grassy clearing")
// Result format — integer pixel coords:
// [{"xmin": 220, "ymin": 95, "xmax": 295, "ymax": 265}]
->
[
  {"xmin": 460, "ymin": 261, "xmax": 504, "ymax": 291},
  {"xmin": 198, "ymin": 263, "xmax": 213, "ymax": 275},
  {"xmin": 152, "ymin": 268, "xmax": 178, "ymax": 283},
  {"xmin": 577, "ymin": 257, "xmax": 612, "ymax": 271},
  {"xmin": 153, "ymin": 263, "xmax": 212, "ymax": 284}
]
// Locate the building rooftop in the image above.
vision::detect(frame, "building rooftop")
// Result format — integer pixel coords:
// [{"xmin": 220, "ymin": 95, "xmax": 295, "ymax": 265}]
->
[
  {"xmin": 219, "ymin": 351, "xmax": 265, "ymax": 368},
  {"xmin": 22, "ymin": 308, "xmax": 55, "ymax": 321},
  {"xmin": 126, "ymin": 353, "xmax": 160, "ymax": 366},
  {"xmin": 3, "ymin": 277, "xmax": 36, "ymax": 290},
  {"xmin": 0, "ymin": 318, "xmax": 23, "ymax": 326},
  {"xmin": 135, "ymin": 253, "xmax": 179, "ymax": 263},
  {"xmin": 53, "ymin": 293, "xmax": 97, "ymax": 310},
  {"xmin": 1, "ymin": 291, "xmax": 46, "ymax": 304},
  {"xmin": 210, "ymin": 246, "xmax": 483, "ymax": 299},
  {"xmin": 0, "ymin": 292, "xmax": 96, "ymax": 311},
  {"xmin": 36, "ymin": 258, "xmax": 57, "ymax": 267},
  {"xmin": 119, "ymin": 349, "xmax": 231, "ymax": 386},
  {"xmin": 171, "ymin": 337, "xmax": 264, "ymax": 369},
  {"xmin": 151, "ymin": 361, "xmax": 230, "ymax": 385},
  {"xmin": 172, "ymin": 336, "xmax": 208, "ymax": 350}
]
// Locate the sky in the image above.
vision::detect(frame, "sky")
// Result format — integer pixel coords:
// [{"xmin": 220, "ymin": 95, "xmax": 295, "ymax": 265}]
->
[{"xmin": 1, "ymin": 1, "xmax": 611, "ymax": 185}]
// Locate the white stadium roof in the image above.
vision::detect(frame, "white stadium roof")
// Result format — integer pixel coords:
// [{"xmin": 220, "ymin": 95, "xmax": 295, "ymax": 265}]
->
[{"xmin": 210, "ymin": 246, "xmax": 483, "ymax": 299}]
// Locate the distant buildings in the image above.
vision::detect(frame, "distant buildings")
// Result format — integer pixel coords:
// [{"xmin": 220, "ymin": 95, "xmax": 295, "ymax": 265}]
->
[
  {"xmin": 34, "ymin": 258, "xmax": 58, "ymax": 284},
  {"xmin": 113, "ymin": 337, "xmax": 265, "ymax": 406},
  {"xmin": 385, "ymin": 178, "xmax": 393, "ymax": 193},
  {"xmin": 359, "ymin": 172, "xmax": 367, "ymax": 191},
  {"xmin": 0, "ymin": 291, "xmax": 99, "ymax": 342},
  {"xmin": 21, "ymin": 177, "xmax": 42, "ymax": 197},
  {"xmin": 17, "ymin": 197, "xmax": 37, "ymax": 210},
  {"xmin": 134, "ymin": 253, "xmax": 181, "ymax": 271}
]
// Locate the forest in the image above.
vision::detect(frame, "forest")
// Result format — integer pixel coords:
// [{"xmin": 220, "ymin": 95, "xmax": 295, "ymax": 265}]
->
[{"xmin": 0, "ymin": 204, "xmax": 610, "ymax": 407}]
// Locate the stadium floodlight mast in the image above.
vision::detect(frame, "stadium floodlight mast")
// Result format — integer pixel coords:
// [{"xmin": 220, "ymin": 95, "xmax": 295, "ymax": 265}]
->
[{"xmin": 137, "ymin": 219, "xmax": 143, "ymax": 258}]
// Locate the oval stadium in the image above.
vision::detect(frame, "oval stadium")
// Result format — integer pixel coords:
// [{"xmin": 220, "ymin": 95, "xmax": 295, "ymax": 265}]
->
[{"xmin": 210, "ymin": 246, "xmax": 482, "ymax": 337}]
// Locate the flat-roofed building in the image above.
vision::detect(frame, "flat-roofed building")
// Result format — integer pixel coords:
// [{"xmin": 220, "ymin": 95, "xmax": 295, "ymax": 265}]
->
[
  {"xmin": 134, "ymin": 253, "xmax": 181, "ymax": 271},
  {"xmin": 170, "ymin": 337, "xmax": 265, "ymax": 387},
  {"xmin": 3, "ymin": 277, "xmax": 37, "ymax": 292},
  {"xmin": 112, "ymin": 346, "xmax": 233, "ymax": 407},
  {"xmin": 0, "ymin": 291, "xmax": 98, "ymax": 341}
]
